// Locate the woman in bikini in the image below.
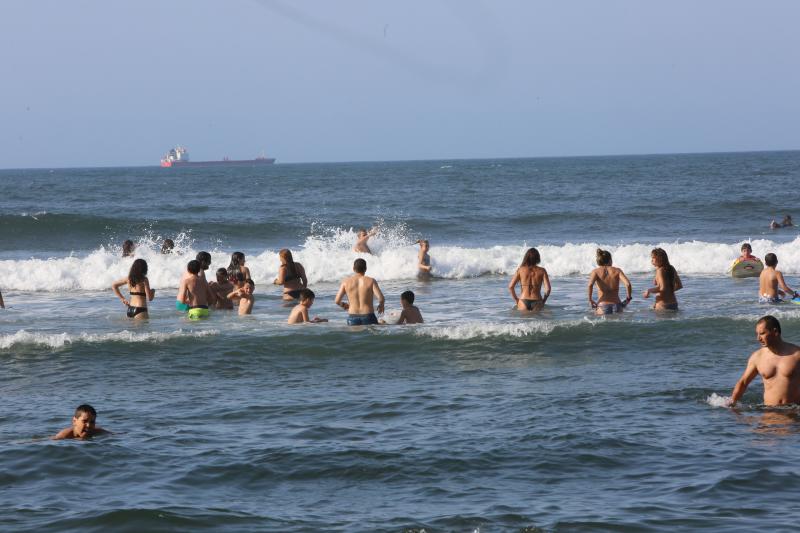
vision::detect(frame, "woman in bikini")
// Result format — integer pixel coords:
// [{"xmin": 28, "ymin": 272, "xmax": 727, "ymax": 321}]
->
[
  {"xmin": 508, "ymin": 247, "xmax": 551, "ymax": 311},
  {"xmin": 227, "ymin": 252, "xmax": 251, "ymax": 283},
  {"xmin": 588, "ymin": 249, "xmax": 632, "ymax": 315},
  {"xmin": 643, "ymin": 247, "xmax": 682, "ymax": 310},
  {"xmin": 273, "ymin": 249, "xmax": 308, "ymax": 301},
  {"xmin": 112, "ymin": 258, "xmax": 155, "ymax": 319}
]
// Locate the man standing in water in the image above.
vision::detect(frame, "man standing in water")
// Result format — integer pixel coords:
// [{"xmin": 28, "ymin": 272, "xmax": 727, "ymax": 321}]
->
[
  {"xmin": 729, "ymin": 316, "xmax": 800, "ymax": 406},
  {"xmin": 335, "ymin": 258, "xmax": 385, "ymax": 325}
]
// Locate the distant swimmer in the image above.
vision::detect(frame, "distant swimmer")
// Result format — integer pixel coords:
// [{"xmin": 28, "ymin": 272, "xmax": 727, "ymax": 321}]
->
[
  {"xmin": 738, "ymin": 242, "xmax": 759, "ymax": 262},
  {"xmin": 397, "ymin": 290, "xmax": 423, "ymax": 324},
  {"xmin": 274, "ymin": 249, "xmax": 308, "ymax": 301},
  {"xmin": 178, "ymin": 259, "xmax": 216, "ymax": 319},
  {"xmin": 112, "ymin": 258, "xmax": 155, "ymax": 319},
  {"xmin": 508, "ymin": 247, "xmax": 551, "ymax": 311},
  {"xmin": 209, "ymin": 267, "xmax": 234, "ymax": 310},
  {"xmin": 588, "ymin": 248, "xmax": 632, "ymax": 315},
  {"xmin": 759, "ymin": 253, "xmax": 798, "ymax": 304},
  {"xmin": 122, "ymin": 239, "xmax": 135, "ymax": 257},
  {"xmin": 770, "ymin": 219, "xmax": 781, "ymax": 230},
  {"xmin": 416, "ymin": 239, "xmax": 433, "ymax": 280},
  {"xmin": 643, "ymin": 248, "xmax": 681, "ymax": 311},
  {"xmin": 287, "ymin": 288, "xmax": 327, "ymax": 324},
  {"xmin": 352, "ymin": 227, "xmax": 377, "ymax": 254},
  {"xmin": 782, "ymin": 215, "xmax": 794, "ymax": 227},
  {"xmin": 227, "ymin": 251, "xmax": 251, "ymax": 282},
  {"xmin": 0, "ymin": 288, "xmax": 4, "ymax": 309},
  {"xmin": 227, "ymin": 279, "xmax": 255, "ymax": 315},
  {"xmin": 335, "ymin": 258, "xmax": 385, "ymax": 325},
  {"xmin": 161, "ymin": 239, "xmax": 175, "ymax": 254},
  {"xmin": 729, "ymin": 316, "xmax": 800, "ymax": 406},
  {"xmin": 52, "ymin": 404, "xmax": 109, "ymax": 440}
]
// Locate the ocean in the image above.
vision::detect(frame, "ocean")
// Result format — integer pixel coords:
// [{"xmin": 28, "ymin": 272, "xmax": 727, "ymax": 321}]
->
[{"xmin": 3, "ymin": 151, "xmax": 800, "ymax": 532}]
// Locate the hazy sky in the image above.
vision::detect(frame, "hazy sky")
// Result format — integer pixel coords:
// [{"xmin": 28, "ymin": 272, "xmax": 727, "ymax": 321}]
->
[{"xmin": 2, "ymin": 0, "xmax": 799, "ymax": 167}]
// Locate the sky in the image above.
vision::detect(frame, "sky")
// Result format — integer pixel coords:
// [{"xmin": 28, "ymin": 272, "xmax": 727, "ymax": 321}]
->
[{"xmin": 1, "ymin": 0, "xmax": 799, "ymax": 167}]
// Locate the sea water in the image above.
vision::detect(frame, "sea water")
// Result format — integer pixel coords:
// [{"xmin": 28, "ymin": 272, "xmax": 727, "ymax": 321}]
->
[{"xmin": 3, "ymin": 152, "xmax": 800, "ymax": 532}]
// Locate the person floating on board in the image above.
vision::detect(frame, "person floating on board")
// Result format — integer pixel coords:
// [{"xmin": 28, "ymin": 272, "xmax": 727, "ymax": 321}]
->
[
  {"xmin": 52, "ymin": 404, "xmax": 110, "ymax": 440},
  {"xmin": 758, "ymin": 253, "xmax": 798, "ymax": 304},
  {"xmin": 729, "ymin": 316, "xmax": 800, "ymax": 406},
  {"xmin": 737, "ymin": 243, "xmax": 760, "ymax": 262}
]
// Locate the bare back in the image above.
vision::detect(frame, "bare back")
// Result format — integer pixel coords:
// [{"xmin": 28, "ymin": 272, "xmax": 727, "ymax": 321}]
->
[
  {"xmin": 185, "ymin": 275, "xmax": 211, "ymax": 307},
  {"xmin": 516, "ymin": 266, "xmax": 546, "ymax": 300},
  {"xmin": 338, "ymin": 274, "xmax": 383, "ymax": 315},
  {"xmin": 590, "ymin": 266, "xmax": 623, "ymax": 304},
  {"xmin": 759, "ymin": 267, "xmax": 791, "ymax": 298},
  {"xmin": 653, "ymin": 266, "xmax": 680, "ymax": 307}
]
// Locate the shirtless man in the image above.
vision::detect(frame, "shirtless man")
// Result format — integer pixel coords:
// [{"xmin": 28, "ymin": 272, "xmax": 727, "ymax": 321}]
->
[
  {"xmin": 176, "ymin": 251, "xmax": 212, "ymax": 311},
  {"xmin": 508, "ymin": 247, "xmax": 551, "ymax": 311},
  {"xmin": 52, "ymin": 404, "xmax": 109, "ymax": 440},
  {"xmin": 335, "ymin": 258, "xmax": 385, "ymax": 325},
  {"xmin": 209, "ymin": 268, "xmax": 234, "ymax": 310},
  {"xmin": 352, "ymin": 228, "xmax": 377, "ymax": 254},
  {"xmin": 588, "ymin": 249, "xmax": 632, "ymax": 315},
  {"xmin": 758, "ymin": 253, "xmax": 797, "ymax": 304},
  {"xmin": 730, "ymin": 316, "xmax": 800, "ymax": 406},
  {"xmin": 178, "ymin": 259, "xmax": 216, "ymax": 319}
]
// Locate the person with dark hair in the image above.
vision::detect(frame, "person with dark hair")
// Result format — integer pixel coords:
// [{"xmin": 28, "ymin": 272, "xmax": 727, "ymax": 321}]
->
[
  {"xmin": 52, "ymin": 404, "xmax": 109, "ymax": 440},
  {"xmin": 195, "ymin": 251, "xmax": 212, "ymax": 278},
  {"xmin": 112, "ymin": 258, "xmax": 155, "ymax": 319},
  {"xmin": 643, "ymin": 248, "xmax": 682, "ymax": 311},
  {"xmin": 398, "ymin": 290, "xmax": 423, "ymax": 324},
  {"xmin": 729, "ymin": 316, "xmax": 800, "ymax": 406},
  {"xmin": 209, "ymin": 268, "xmax": 234, "ymax": 310},
  {"xmin": 508, "ymin": 247, "xmax": 551, "ymax": 311},
  {"xmin": 352, "ymin": 227, "xmax": 377, "ymax": 254},
  {"xmin": 178, "ymin": 259, "xmax": 216, "ymax": 319},
  {"xmin": 274, "ymin": 249, "xmax": 308, "ymax": 300},
  {"xmin": 288, "ymin": 288, "xmax": 327, "ymax": 324},
  {"xmin": 588, "ymin": 248, "xmax": 632, "ymax": 315},
  {"xmin": 121, "ymin": 239, "xmax": 135, "ymax": 257},
  {"xmin": 226, "ymin": 251, "xmax": 251, "ymax": 283},
  {"xmin": 781, "ymin": 215, "xmax": 794, "ymax": 227},
  {"xmin": 738, "ymin": 243, "xmax": 759, "ymax": 262},
  {"xmin": 335, "ymin": 258, "xmax": 385, "ymax": 325},
  {"xmin": 227, "ymin": 279, "xmax": 255, "ymax": 315},
  {"xmin": 759, "ymin": 253, "xmax": 798, "ymax": 304},
  {"xmin": 161, "ymin": 239, "xmax": 175, "ymax": 254}
]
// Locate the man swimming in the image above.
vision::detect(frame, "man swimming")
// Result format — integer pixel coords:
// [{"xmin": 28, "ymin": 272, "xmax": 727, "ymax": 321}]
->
[
  {"xmin": 52, "ymin": 404, "xmax": 109, "ymax": 440},
  {"xmin": 730, "ymin": 316, "xmax": 800, "ymax": 406},
  {"xmin": 334, "ymin": 258, "xmax": 385, "ymax": 325},
  {"xmin": 758, "ymin": 253, "xmax": 797, "ymax": 304}
]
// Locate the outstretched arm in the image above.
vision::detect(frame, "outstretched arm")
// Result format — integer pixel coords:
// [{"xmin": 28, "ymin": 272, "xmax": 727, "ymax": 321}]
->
[
  {"xmin": 776, "ymin": 272, "xmax": 797, "ymax": 297},
  {"xmin": 730, "ymin": 353, "xmax": 759, "ymax": 406}
]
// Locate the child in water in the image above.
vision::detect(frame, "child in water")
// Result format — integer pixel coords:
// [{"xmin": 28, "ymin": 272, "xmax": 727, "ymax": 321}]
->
[
  {"xmin": 52, "ymin": 404, "xmax": 109, "ymax": 440},
  {"xmin": 397, "ymin": 290, "xmax": 424, "ymax": 324},
  {"xmin": 227, "ymin": 279, "xmax": 255, "ymax": 315},
  {"xmin": 287, "ymin": 289, "xmax": 328, "ymax": 324}
]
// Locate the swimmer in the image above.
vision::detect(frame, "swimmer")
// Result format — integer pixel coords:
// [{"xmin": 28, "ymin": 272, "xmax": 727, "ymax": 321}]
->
[
  {"xmin": 273, "ymin": 249, "xmax": 308, "ymax": 301},
  {"xmin": 770, "ymin": 219, "xmax": 781, "ymax": 229},
  {"xmin": 335, "ymin": 258, "xmax": 385, "ymax": 325},
  {"xmin": 588, "ymin": 248, "xmax": 632, "ymax": 315},
  {"xmin": 508, "ymin": 247, "xmax": 551, "ymax": 311},
  {"xmin": 729, "ymin": 316, "xmax": 800, "ymax": 406},
  {"xmin": 758, "ymin": 253, "xmax": 797, "ymax": 304},
  {"xmin": 643, "ymin": 248, "xmax": 682, "ymax": 311},
  {"xmin": 52, "ymin": 404, "xmax": 109, "ymax": 440},
  {"xmin": 397, "ymin": 290, "xmax": 424, "ymax": 324},
  {"xmin": 178, "ymin": 259, "xmax": 216, "ymax": 319},
  {"xmin": 112, "ymin": 258, "xmax": 155, "ymax": 319},
  {"xmin": 0, "ymin": 288, "xmax": 4, "ymax": 309},
  {"xmin": 227, "ymin": 251, "xmax": 251, "ymax": 282},
  {"xmin": 209, "ymin": 268, "xmax": 234, "ymax": 310},
  {"xmin": 352, "ymin": 227, "xmax": 377, "ymax": 254},
  {"xmin": 416, "ymin": 240, "xmax": 432, "ymax": 280},
  {"xmin": 738, "ymin": 242, "xmax": 759, "ymax": 262},
  {"xmin": 121, "ymin": 239, "xmax": 135, "ymax": 257},
  {"xmin": 161, "ymin": 239, "xmax": 175, "ymax": 254},
  {"xmin": 227, "ymin": 278, "xmax": 255, "ymax": 315},
  {"xmin": 287, "ymin": 288, "xmax": 328, "ymax": 324},
  {"xmin": 782, "ymin": 215, "xmax": 794, "ymax": 227}
]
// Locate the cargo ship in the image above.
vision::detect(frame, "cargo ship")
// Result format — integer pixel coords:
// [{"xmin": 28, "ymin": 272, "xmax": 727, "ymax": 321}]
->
[{"xmin": 160, "ymin": 146, "xmax": 276, "ymax": 167}]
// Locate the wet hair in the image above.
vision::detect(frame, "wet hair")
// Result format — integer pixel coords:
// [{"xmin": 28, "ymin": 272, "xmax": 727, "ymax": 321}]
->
[
  {"xmin": 128, "ymin": 258, "xmax": 148, "ymax": 287},
  {"xmin": 353, "ymin": 258, "xmax": 367, "ymax": 273},
  {"xmin": 187, "ymin": 259, "xmax": 201, "ymax": 275},
  {"xmin": 651, "ymin": 248, "xmax": 677, "ymax": 289},
  {"xmin": 279, "ymin": 249, "xmax": 299, "ymax": 280},
  {"xmin": 521, "ymin": 248, "xmax": 541, "ymax": 267},
  {"xmin": 74, "ymin": 404, "xmax": 97, "ymax": 418},
  {"xmin": 161, "ymin": 239, "xmax": 175, "ymax": 254},
  {"xmin": 235, "ymin": 272, "xmax": 245, "ymax": 283},
  {"xmin": 596, "ymin": 248, "xmax": 612, "ymax": 266},
  {"xmin": 216, "ymin": 267, "xmax": 228, "ymax": 278},
  {"xmin": 401, "ymin": 290, "xmax": 415, "ymax": 305},
  {"xmin": 228, "ymin": 252, "xmax": 246, "ymax": 278},
  {"xmin": 757, "ymin": 315, "xmax": 781, "ymax": 334},
  {"xmin": 196, "ymin": 251, "xmax": 212, "ymax": 269},
  {"xmin": 299, "ymin": 288, "xmax": 315, "ymax": 301},
  {"xmin": 122, "ymin": 239, "xmax": 135, "ymax": 257},
  {"xmin": 765, "ymin": 253, "xmax": 778, "ymax": 267},
  {"xmin": 741, "ymin": 243, "xmax": 752, "ymax": 253}
]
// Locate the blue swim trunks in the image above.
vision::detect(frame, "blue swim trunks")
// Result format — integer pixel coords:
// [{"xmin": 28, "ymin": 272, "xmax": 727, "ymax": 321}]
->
[
  {"xmin": 176, "ymin": 301, "xmax": 190, "ymax": 312},
  {"xmin": 598, "ymin": 303, "xmax": 625, "ymax": 314},
  {"xmin": 347, "ymin": 313, "xmax": 379, "ymax": 326}
]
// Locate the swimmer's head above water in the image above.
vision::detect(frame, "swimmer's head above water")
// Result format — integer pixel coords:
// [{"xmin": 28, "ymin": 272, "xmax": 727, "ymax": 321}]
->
[
  {"xmin": 596, "ymin": 248, "xmax": 612, "ymax": 266},
  {"xmin": 196, "ymin": 251, "xmax": 211, "ymax": 270},
  {"xmin": 521, "ymin": 247, "xmax": 540, "ymax": 267},
  {"xmin": 353, "ymin": 258, "xmax": 367, "ymax": 274}
]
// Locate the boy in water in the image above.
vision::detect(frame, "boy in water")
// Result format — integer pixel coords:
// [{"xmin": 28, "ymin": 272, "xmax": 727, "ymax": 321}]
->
[
  {"xmin": 209, "ymin": 268, "xmax": 234, "ymax": 310},
  {"xmin": 759, "ymin": 253, "xmax": 798, "ymax": 304},
  {"xmin": 287, "ymin": 289, "xmax": 328, "ymax": 324},
  {"xmin": 738, "ymin": 243, "xmax": 759, "ymax": 262},
  {"xmin": 397, "ymin": 290, "xmax": 424, "ymax": 324},
  {"xmin": 52, "ymin": 404, "xmax": 109, "ymax": 440},
  {"xmin": 227, "ymin": 279, "xmax": 255, "ymax": 315},
  {"xmin": 352, "ymin": 227, "xmax": 377, "ymax": 254}
]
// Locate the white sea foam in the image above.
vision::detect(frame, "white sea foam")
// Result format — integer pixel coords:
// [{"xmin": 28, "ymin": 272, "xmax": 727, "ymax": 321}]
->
[
  {"xmin": 0, "ymin": 329, "xmax": 219, "ymax": 350},
  {"xmin": 417, "ymin": 319, "xmax": 592, "ymax": 340},
  {"xmin": 2, "ymin": 233, "xmax": 800, "ymax": 291},
  {"xmin": 706, "ymin": 393, "xmax": 732, "ymax": 408}
]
